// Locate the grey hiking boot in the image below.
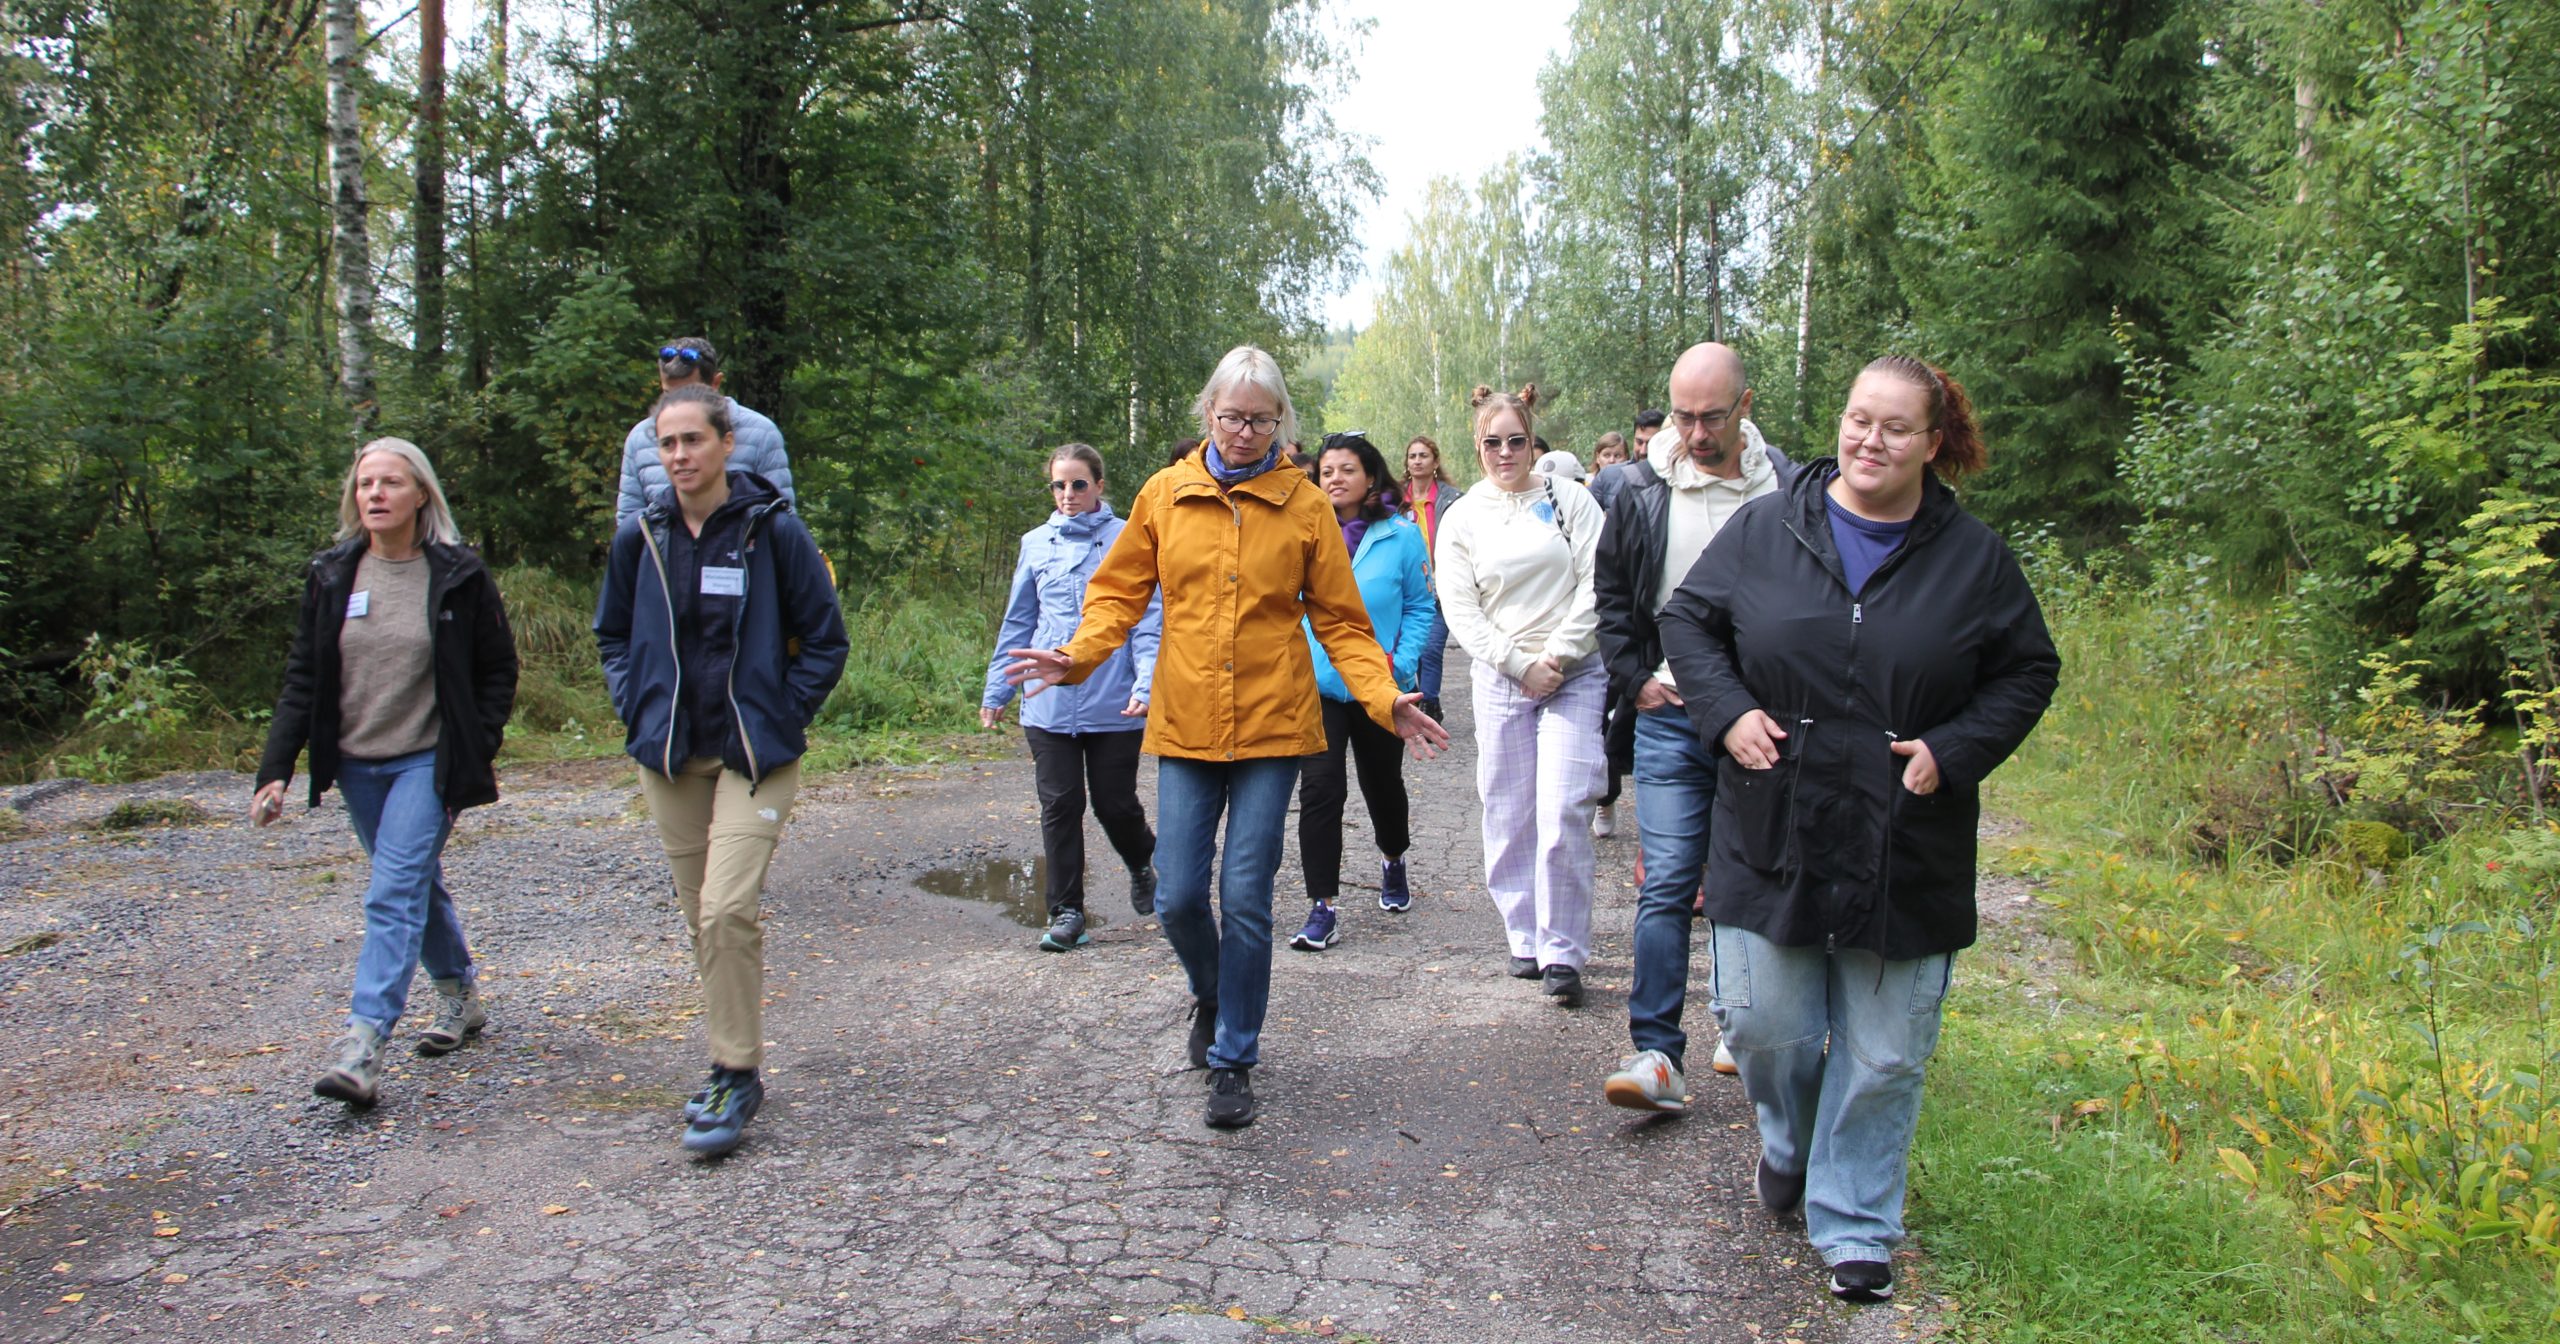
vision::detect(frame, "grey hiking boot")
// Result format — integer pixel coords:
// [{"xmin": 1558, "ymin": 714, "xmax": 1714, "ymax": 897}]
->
[
  {"xmin": 415, "ymin": 978, "xmax": 487, "ymax": 1057},
  {"xmin": 313, "ymin": 1023, "xmax": 384, "ymax": 1107}
]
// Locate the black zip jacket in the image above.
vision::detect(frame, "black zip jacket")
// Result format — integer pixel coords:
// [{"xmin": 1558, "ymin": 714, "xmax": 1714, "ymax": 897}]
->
[
  {"xmin": 258, "ymin": 537, "xmax": 521, "ymax": 812},
  {"xmin": 1593, "ymin": 446, "xmax": 1796, "ymax": 703},
  {"xmin": 1658, "ymin": 464, "xmax": 2059, "ymax": 958}
]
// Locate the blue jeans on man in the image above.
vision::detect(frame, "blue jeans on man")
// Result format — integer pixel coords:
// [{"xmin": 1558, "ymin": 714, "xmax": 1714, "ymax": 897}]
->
[
  {"xmin": 1154, "ymin": 756, "xmax": 1302, "ymax": 1071},
  {"xmin": 336, "ymin": 749, "xmax": 475, "ymax": 1037},
  {"xmin": 1710, "ymin": 921, "xmax": 1953, "ymax": 1266},
  {"xmin": 1628, "ymin": 705, "xmax": 1717, "ymax": 1067}
]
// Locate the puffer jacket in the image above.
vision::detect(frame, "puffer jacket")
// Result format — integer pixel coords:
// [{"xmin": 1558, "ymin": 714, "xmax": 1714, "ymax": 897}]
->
[
  {"xmin": 258, "ymin": 537, "xmax": 520, "ymax": 811},
  {"xmin": 1659, "ymin": 463, "xmax": 2060, "ymax": 959},
  {"xmin": 1060, "ymin": 451, "xmax": 1402, "ymax": 761},
  {"xmin": 981, "ymin": 503, "xmax": 1161, "ymax": 733},
  {"xmin": 593, "ymin": 470, "xmax": 848, "ymax": 784},
  {"xmin": 1304, "ymin": 511, "xmax": 1435, "ymax": 702},
  {"xmin": 615, "ymin": 400, "xmax": 793, "ymax": 529}
]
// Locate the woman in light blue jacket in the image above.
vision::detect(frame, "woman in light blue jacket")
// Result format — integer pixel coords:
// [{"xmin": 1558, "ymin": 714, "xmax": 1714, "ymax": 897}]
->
[
  {"xmin": 1290, "ymin": 432, "xmax": 1437, "ymax": 951},
  {"xmin": 981, "ymin": 443, "xmax": 1164, "ymax": 953}
]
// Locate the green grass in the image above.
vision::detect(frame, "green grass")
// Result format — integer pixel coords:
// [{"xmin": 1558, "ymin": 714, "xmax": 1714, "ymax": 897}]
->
[{"xmin": 1917, "ymin": 569, "xmax": 2560, "ymax": 1342}]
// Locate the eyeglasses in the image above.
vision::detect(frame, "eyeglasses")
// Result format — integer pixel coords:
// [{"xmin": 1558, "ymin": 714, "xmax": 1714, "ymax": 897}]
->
[
  {"xmin": 1479, "ymin": 433, "xmax": 1532, "ymax": 455},
  {"xmin": 1214, "ymin": 412, "xmax": 1281, "ymax": 435},
  {"xmin": 658, "ymin": 346, "xmax": 705, "ymax": 364},
  {"xmin": 1838, "ymin": 410, "xmax": 1936, "ymax": 451},
  {"xmin": 1669, "ymin": 391, "xmax": 1747, "ymax": 435},
  {"xmin": 1048, "ymin": 478, "xmax": 1094, "ymax": 494}
]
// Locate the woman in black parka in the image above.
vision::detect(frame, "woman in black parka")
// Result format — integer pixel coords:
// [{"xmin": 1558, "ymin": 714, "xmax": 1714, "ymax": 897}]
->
[{"xmin": 1659, "ymin": 356, "xmax": 2059, "ymax": 1306}]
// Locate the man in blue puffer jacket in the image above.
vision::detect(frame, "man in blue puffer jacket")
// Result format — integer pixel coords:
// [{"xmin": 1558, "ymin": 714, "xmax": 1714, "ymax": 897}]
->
[{"xmin": 614, "ymin": 337, "xmax": 794, "ymax": 531}]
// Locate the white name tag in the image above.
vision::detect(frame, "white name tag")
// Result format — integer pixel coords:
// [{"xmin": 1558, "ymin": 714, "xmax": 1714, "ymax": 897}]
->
[
  {"xmin": 700, "ymin": 566, "xmax": 746, "ymax": 597},
  {"xmin": 346, "ymin": 591, "xmax": 371, "ymax": 619}
]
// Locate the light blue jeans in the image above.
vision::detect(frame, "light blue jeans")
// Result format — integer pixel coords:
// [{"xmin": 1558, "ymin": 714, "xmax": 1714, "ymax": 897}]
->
[
  {"xmin": 1629, "ymin": 707, "xmax": 1719, "ymax": 1068},
  {"xmin": 337, "ymin": 749, "xmax": 474, "ymax": 1037},
  {"xmin": 1155, "ymin": 755, "xmax": 1301, "ymax": 1071},
  {"xmin": 1710, "ymin": 921, "xmax": 1953, "ymax": 1265}
]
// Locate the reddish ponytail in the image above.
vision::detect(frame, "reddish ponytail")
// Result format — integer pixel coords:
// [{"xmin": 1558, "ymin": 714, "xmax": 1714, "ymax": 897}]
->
[{"xmin": 1863, "ymin": 356, "xmax": 1985, "ymax": 479}]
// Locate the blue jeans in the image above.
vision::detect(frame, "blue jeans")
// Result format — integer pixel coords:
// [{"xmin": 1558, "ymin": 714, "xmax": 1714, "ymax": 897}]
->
[
  {"xmin": 1155, "ymin": 755, "xmax": 1300, "ymax": 1070},
  {"xmin": 1415, "ymin": 597, "xmax": 1449, "ymax": 701},
  {"xmin": 336, "ymin": 749, "xmax": 474, "ymax": 1037},
  {"xmin": 1629, "ymin": 707, "xmax": 1717, "ymax": 1067},
  {"xmin": 1710, "ymin": 922, "xmax": 1953, "ymax": 1265}
]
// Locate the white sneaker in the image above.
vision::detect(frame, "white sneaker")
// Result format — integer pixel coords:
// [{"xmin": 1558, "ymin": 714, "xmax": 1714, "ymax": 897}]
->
[
  {"xmin": 1591, "ymin": 803, "xmax": 1617, "ymax": 838},
  {"xmin": 1712, "ymin": 1040, "xmax": 1739, "ymax": 1075},
  {"xmin": 1603, "ymin": 1049, "xmax": 1687, "ymax": 1113}
]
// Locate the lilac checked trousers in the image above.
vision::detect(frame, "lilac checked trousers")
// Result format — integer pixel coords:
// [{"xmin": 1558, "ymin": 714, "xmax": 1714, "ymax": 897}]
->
[{"xmin": 1469, "ymin": 658, "xmax": 1607, "ymax": 970}]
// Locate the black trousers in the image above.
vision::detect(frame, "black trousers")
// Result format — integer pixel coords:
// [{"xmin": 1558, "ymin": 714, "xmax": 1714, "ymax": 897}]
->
[
  {"xmin": 1025, "ymin": 727, "xmax": 1155, "ymax": 915},
  {"xmin": 1600, "ymin": 679, "xmax": 1633, "ymax": 807},
  {"xmin": 1298, "ymin": 697, "xmax": 1411, "ymax": 904}
]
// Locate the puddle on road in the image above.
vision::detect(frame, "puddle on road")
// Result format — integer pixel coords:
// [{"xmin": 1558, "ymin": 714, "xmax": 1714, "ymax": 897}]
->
[{"xmin": 915, "ymin": 857, "xmax": 1106, "ymax": 932}]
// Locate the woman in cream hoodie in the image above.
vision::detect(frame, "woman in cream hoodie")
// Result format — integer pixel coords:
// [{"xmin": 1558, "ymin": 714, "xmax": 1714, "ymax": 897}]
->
[{"xmin": 1435, "ymin": 384, "xmax": 1609, "ymax": 1006}]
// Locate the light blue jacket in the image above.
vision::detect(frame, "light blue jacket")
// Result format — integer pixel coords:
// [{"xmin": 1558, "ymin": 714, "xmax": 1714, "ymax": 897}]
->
[
  {"xmin": 616, "ymin": 400, "xmax": 794, "ymax": 529},
  {"xmin": 1305, "ymin": 512, "xmax": 1434, "ymax": 703},
  {"xmin": 981, "ymin": 505, "xmax": 1161, "ymax": 734}
]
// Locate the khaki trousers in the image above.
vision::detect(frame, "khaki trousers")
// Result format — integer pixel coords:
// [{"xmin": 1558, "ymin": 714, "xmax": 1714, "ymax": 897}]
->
[{"xmin": 639, "ymin": 756, "xmax": 800, "ymax": 1070}]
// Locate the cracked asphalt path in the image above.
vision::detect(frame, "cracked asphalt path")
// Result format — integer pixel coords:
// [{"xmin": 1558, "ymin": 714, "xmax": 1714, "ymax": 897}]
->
[{"xmin": 0, "ymin": 696, "xmax": 1950, "ymax": 1343}]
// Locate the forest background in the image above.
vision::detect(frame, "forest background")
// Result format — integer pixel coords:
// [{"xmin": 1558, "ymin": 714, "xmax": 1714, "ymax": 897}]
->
[{"xmin": 3, "ymin": 0, "xmax": 2558, "ymax": 1338}]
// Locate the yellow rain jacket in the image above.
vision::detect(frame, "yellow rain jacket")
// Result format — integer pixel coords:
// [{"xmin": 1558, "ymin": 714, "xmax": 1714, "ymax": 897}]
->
[{"xmin": 1061, "ymin": 451, "xmax": 1402, "ymax": 761}]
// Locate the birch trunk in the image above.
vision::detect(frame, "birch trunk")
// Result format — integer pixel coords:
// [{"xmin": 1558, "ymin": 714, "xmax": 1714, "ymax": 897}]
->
[
  {"xmin": 325, "ymin": 0, "xmax": 377, "ymax": 427},
  {"xmin": 415, "ymin": 0, "xmax": 447, "ymax": 376}
]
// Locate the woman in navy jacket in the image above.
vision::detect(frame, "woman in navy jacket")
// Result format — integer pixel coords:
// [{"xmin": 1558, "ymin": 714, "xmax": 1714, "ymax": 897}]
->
[
  {"xmin": 979, "ymin": 443, "xmax": 1163, "ymax": 953},
  {"xmin": 593, "ymin": 384, "xmax": 848, "ymax": 1158},
  {"xmin": 1660, "ymin": 357, "xmax": 2058, "ymax": 1305},
  {"xmin": 1290, "ymin": 432, "xmax": 1436, "ymax": 951}
]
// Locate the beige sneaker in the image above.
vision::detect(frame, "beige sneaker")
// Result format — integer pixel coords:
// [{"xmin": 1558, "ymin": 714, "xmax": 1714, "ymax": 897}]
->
[
  {"xmin": 1712, "ymin": 1040, "xmax": 1740, "ymax": 1075},
  {"xmin": 416, "ymin": 978, "xmax": 487, "ymax": 1057},
  {"xmin": 1591, "ymin": 802, "xmax": 1617, "ymax": 838},
  {"xmin": 313, "ymin": 1023, "xmax": 384, "ymax": 1107}
]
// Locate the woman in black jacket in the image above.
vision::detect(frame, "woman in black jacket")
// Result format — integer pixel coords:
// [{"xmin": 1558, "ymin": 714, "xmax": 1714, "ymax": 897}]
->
[
  {"xmin": 255, "ymin": 438, "xmax": 519, "ymax": 1109},
  {"xmin": 1659, "ymin": 357, "xmax": 2059, "ymax": 1306}
]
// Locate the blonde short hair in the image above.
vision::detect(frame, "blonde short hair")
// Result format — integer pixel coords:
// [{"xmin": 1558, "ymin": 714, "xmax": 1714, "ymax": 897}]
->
[
  {"xmin": 335, "ymin": 437, "xmax": 462, "ymax": 546},
  {"xmin": 1191, "ymin": 345, "xmax": 1299, "ymax": 450}
]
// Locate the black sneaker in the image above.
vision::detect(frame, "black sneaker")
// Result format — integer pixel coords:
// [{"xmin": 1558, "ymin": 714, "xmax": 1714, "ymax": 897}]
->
[
  {"xmin": 1829, "ymin": 1260, "xmax": 1893, "ymax": 1303},
  {"xmin": 1506, "ymin": 956, "xmax": 1540, "ymax": 979},
  {"xmin": 1756, "ymin": 1153, "xmax": 1806, "ymax": 1214},
  {"xmin": 1039, "ymin": 908, "xmax": 1089, "ymax": 952},
  {"xmin": 1129, "ymin": 864, "xmax": 1157, "ymax": 917},
  {"xmin": 1187, "ymin": 998, "xmax": 1218, "ymax": 1070},
  {"xmin": 1541, "ymin": 964, "xmax": 1585, "ymax": 1007},
  {"xmin": 1205, "ymin": 1067, "xmax": 1258, "ymax": 1128},
  {"xmin": 1419, "ymin": 696, "xmax": 1444, "ymax": 722}
]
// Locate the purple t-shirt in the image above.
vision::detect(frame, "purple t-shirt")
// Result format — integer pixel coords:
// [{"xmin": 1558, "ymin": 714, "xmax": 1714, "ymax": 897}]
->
[{"xmin": 1826, "ymin": 494, "xmax": 1910, "ymax": 595}]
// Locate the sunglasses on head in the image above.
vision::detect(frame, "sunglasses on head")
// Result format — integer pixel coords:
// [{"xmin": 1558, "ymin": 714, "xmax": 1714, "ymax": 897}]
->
[
  {"xmin": 658, "ymin": 346, "xmax": 705, "ymax": 363},
  {"xmin": 1320, "ymin": 429, "xmax": 1370, "ymax": 450}
]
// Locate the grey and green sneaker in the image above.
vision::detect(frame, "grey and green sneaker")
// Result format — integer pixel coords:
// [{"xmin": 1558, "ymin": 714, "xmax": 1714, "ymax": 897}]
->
[
  {"xmin": 681, "ymin": 1068, "xmax": 764, "ymax": 1157},
  {"xmin": 415, "ymin": 978, "xmax": 487, "ymax": 1057},
  {"xmin": 313, "ymin": 1023, "xmax": 384, "ymax": 1107},
  {"xmin": 1039, "ymin": 908, "xmax": 1090, "ymax": 952}
]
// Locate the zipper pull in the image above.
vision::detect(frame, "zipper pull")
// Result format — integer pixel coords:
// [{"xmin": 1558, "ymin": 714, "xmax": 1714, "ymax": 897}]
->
[{"xmin": 1852, "ymin": 602, "xmax": 1863, "ymax": 624}]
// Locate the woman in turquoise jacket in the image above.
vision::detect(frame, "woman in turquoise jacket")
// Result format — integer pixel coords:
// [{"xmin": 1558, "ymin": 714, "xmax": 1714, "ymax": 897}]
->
[
  {"xmin": 1291, "ymin": 432, "xmax": 1438, "ymax": 951},
  {"xmin": 980, "ymin": 443, "xmax": 1164, "ymax": 953}
]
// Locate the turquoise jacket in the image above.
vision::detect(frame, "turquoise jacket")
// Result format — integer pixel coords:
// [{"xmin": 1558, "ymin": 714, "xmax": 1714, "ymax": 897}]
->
[{"xmin": 1305, "ymin": 512, "xmax": 1434, "ymax": 703}]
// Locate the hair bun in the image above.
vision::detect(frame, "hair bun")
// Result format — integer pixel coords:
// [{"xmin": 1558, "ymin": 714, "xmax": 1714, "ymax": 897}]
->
[
  {"xmin": 1469, "ymin": 384, "xmax": 1497, "ymax": 407},
  {"xmin": 1517, "ymin": 383, "xmax": 1539, "ymax": 410}
]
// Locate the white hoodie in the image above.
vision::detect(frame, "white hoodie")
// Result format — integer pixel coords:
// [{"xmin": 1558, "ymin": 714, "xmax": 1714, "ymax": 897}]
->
[
  {"xmin": 1646, "ymin": 417, "xmax": 1783, "ymax": 685},
  {"xmin": 1434, "ymin": 471, "xmax": 1607, "ymax": 683}
]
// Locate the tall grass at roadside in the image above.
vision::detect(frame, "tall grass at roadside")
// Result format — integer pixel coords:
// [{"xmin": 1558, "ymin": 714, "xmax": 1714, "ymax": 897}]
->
[{"xmin": 1927, "ymin": 550, "xmax": 2560, "ymax": 1342}]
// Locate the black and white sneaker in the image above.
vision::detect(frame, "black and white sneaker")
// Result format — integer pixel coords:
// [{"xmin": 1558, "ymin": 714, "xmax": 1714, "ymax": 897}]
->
[
  {"xmin": 1829, "ymin": 1260, "xmax": 1893, "ymax": 1303},
  {"xmin": 1541, "ymin": 964, "xmax": 1585, "ymax": 1007},
  {"xmin": 1205, "ymin": 1067, "xmax": 1258, "ymax": 1128},
  {"xmin": 1756, "ymin": 1153, "xmax": 1806, "ymax": 1214},
  {"xmin": 1506, "ymin": 956, "xmax": 1540, "ymax": 979}
]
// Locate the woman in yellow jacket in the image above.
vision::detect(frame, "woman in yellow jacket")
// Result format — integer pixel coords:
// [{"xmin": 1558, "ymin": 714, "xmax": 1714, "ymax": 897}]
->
[{"xmin": 1008, "ymin": 346, "xmax": 1449, "ymax": 1129}]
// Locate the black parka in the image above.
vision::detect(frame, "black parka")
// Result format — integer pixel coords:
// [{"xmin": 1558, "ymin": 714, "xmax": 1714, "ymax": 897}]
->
[
  {"xmin": 258, "ymin": 537, "xmax": 520, "ymax": 812},
  {"xmin": 1659, "ymin": 463, "xmax": 2059, "ymax": 959}
]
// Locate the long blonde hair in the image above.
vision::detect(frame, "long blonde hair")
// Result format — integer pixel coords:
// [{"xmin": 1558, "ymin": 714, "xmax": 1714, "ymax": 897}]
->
[{"xmin": 335, "ymin": 437, "xmax": 462, "ymax": 546}]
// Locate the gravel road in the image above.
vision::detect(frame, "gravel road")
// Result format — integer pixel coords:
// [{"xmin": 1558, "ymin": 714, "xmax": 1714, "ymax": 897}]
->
[{"xmin": 0, "ymin": 695, "xmax": 1963, "ymax": 1344}]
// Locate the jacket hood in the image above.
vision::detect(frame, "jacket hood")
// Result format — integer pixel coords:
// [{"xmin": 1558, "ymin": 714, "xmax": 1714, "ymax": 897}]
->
[
  {"xmin": 1048, "ymin": 500, "xmax": 1120, "ymax": 537},
  {"xmin": 1649, "ymin": 417, "xmax": 1778, "ymax": 492},
  {"xmin": 1170, "ymin": 448, "xmax": 1307, "ymax": 508},
  {"xmin": 1462, "ymin": 474, "xmax": 1567, "ymax": 519}
]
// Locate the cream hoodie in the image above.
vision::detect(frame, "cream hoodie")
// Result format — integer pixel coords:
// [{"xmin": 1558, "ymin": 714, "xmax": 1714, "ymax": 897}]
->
[
  {"xmin": 1434, "ymin": 471, "xmax": 1607, "ymax": 683},
  {"xmin": 1649, "ymin": 417, "xmax": 1783, "ymax": 686}
]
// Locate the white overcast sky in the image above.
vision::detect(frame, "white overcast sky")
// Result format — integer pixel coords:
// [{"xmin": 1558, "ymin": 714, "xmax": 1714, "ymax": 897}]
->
[{"xmin": 1320, "ymin": 0, "xmax": 1580, "ymax": 330}]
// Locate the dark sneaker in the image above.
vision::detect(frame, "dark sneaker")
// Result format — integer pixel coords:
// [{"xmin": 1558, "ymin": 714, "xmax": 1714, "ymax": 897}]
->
[
  {"xmin": 681, "ymin": 1068, "xmax": 764, "ymax": 1157},
  {"xmin": 1129, "ymin": 864, "xmax": 1157, "ymax": 918},
  {"xmin": 1288, "ymin": 902, "xmax": 1340, "ymax": 951},
  {"xmin": 414, "ymin": 978, "xmax": 486, "ymax": 1057},
  {"xmin": 1419, "ymin": 696, "xmax": 1443, "ymax": 723},
  {"xmin": 1507, "ymin": 955, "xmax": 1540, "ymax": 979},
  {"xmin": 1205, "ymin": 1067, "xmax": 1258, "ymax": 1128},
  {"xmin": 1757, "ymin": 1153, "xmax": 1806, "ymax": 1214},
  {"xmin": 1830, "ymin": 1260, "xmax": 1893, "ymax": 1303},
  {"xmin": 312, "ymin": 1024, "xmax": 383, "ymax": 1107},
  {"xmin": 1542, "ymin": 964, "xmax": 1585, "ymax": 1007},
  {"xmin": 1187, "ymin": 998, "xmax": 1218, "ymax": 1070},
  {"xmin": 681, "ymin": 1067, "xmax": 721, "ymax": 1124},
  {"xmin": 1039, "ymin": 908, "xmax": 1090, "ymax": 952},
  {"xmin": 1378, "ymin": 857, "xmax": 1411, "ymax": 912}
]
